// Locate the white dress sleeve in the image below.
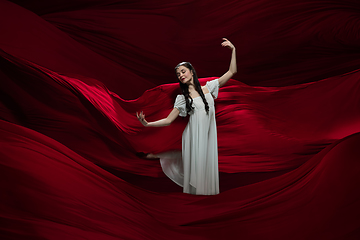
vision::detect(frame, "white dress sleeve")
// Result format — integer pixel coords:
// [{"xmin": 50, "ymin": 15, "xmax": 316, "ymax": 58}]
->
[
  {"xmin": 174, "ymin": 95, "xmax": 187, "ymax": 117},
  {"xmin": 206, "ymin": 79, "xmax": 220, "ymax": 99}
]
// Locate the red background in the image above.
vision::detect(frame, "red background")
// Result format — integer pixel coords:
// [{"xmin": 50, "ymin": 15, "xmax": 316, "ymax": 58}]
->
[{"xmin": 1, "ymin": 0, "xmax": 360, "ymax": 239}]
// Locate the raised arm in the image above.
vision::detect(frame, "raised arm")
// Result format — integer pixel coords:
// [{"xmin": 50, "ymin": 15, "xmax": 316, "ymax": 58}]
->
[
  {"xmin": 136, "ymin": 108, "xmax": 180, "ymax": 127},
  {"xmin": 218, "ymin": 38, "xmax": 237, "ymax": 88}
]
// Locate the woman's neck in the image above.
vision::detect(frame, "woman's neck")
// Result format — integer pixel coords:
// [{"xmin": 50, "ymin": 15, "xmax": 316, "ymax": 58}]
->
[
  {"xmin": 188, "ymin": 84, "xmax": 195, "ymax": 92},
  {"xmin": 187, "ymin": 78, "xmax": 196, "ymax": 91}
]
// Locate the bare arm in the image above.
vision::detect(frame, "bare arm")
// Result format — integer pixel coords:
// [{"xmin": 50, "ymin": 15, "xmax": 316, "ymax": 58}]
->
[
  {"xmin": 218, "ymin": 38, "xmax": 237, "ymax": 88},
  {"xmin": 136, "ymin": 108, "xmax": 180, "ymax": 127}
]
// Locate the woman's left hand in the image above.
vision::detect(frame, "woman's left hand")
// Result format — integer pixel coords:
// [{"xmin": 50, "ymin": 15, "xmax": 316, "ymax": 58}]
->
[{"xmin": 221, "ymin": 38, "xmax": 235, "ymax": 50}]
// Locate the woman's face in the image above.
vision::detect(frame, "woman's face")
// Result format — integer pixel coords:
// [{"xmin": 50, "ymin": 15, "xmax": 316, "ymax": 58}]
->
[{"xmin": 176, "ymin": 66, "xmax": 193, "ymax": 84}]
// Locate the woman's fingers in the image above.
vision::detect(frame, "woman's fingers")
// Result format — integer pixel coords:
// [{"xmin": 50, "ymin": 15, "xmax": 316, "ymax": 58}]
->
[
  {"xmin": 136, "ymin": 111, "xmax": 145, "ymax": 120},
  {"xmin": 221, "ymin": 38, "xmax": 229, "ymax": 46},
  {"xmin": 221, "ymin": 38, "xmax": 234, "ymax": 49},
  {"xmin": 136, "ymin": 111, "xmax": 148, "ymax": 126}
]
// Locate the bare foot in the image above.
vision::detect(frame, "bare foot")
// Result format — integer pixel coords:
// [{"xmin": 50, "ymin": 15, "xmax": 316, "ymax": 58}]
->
[{"xmin": 146, "ymin": 153, "xmax": 159, "ymax": 159}]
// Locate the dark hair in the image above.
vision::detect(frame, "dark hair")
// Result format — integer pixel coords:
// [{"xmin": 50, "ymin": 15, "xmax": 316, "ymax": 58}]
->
[{"xmin": 175, "ymin": 62, "xmax": 209, "ymax": 115}]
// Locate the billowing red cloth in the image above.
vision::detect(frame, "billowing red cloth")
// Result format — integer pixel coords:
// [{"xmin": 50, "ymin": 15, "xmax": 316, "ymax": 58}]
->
[{"xmin": 1, "ymin": 0, "xmax": 360, "ymax": 239}]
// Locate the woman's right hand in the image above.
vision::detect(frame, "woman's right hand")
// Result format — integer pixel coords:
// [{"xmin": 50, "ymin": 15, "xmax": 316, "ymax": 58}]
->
[{"xmin": 136, "ymin": 111, "xmax": 148, "ymax": 126}]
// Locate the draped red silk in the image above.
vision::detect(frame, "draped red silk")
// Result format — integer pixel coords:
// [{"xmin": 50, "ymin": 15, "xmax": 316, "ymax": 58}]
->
[{"xmin": 1, "ymin": 0, "xmax": 360, "ymax": 239}]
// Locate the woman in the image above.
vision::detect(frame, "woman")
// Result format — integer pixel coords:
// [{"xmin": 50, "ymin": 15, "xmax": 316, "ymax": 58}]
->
[{"xmin": 137, "ymin": 38, "xmax": 237, "ymax": 195}]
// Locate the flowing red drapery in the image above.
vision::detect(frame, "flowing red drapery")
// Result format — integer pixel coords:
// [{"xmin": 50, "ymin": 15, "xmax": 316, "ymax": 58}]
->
[{"xmin": 1, "ymin": 0, "xmax": 360, "ymax": 239}]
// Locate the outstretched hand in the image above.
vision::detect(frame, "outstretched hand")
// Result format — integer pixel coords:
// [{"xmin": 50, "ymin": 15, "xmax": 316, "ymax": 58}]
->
[
  {"xmin": 217, "ymin": 37, "xmax": 237, "ymax": 88},
  {"xmin": 221, "ymin": 38, "xmax": 235, "ymax": 50},
  {"xmin": 136, "ymin": 111, "xmax": 148, "ymax": 126}
]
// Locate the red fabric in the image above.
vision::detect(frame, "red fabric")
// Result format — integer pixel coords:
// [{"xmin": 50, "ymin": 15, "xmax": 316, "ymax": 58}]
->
[{"xmin": 1, "ymin": 0, "xmax": 360, "ymax": 239}]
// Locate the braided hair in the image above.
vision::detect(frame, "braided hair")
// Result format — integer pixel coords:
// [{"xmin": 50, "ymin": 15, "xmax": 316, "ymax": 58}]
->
[{"xmin": 175, "ymin": 62, "xmax": 209, "ymax": 115}]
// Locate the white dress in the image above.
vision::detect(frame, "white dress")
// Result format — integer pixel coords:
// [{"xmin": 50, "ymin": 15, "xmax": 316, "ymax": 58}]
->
[{"xmin": 159, "ymin": 79, "xmax": 219, "ymax": 195}]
